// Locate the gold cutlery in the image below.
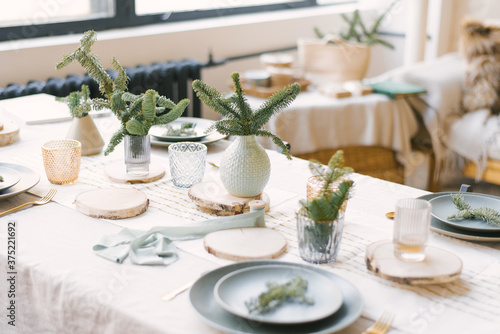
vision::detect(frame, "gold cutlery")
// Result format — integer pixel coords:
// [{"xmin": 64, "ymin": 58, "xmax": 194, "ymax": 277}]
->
[
  {"xmin": 161, "ymin": 278, "xmax": 197, "ymax": 301},
  {"xmin": 0, "ymin": 189, "xmax": 57, "ymax": 217},
  {"xmin": 207, "ymin": 161, "xmax": 219, "ymax": 168},
  {"xmin": 385, "ymin": 212, "xmax": 394, "ymax": 219},
  {"xmin": 362, "ymin": 311, "xmax": 394, "ymax": 334}
]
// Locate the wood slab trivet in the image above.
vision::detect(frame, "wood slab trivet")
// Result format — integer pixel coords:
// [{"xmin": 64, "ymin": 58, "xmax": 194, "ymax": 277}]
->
[
  {"xmin": 204, "ymin": 227, "xmax": 287, "ymax": 261},
  {"xmin": 188, "ymin": 181, "xmax": 270, "ymax": 216},
  {"xmin": 104, "ymin": 161, "xmax": 165, "ymax": 184},
  {"xmin": 365, "ymin": 240, "xmax": 462, "ymax": 285},
  {"xmin": 0, "ymin": 120, "xmax": 20, "ymax": 147},
  {"xmin": 75, "ymin": 188, "xmax": 149, "ymax": 219}
]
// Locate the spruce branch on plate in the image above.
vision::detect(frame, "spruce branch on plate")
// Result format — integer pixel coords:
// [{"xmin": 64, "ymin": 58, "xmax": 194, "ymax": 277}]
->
[{"xmin": 448, "ymin": 194, "xmax": 500, "ymax": 225}]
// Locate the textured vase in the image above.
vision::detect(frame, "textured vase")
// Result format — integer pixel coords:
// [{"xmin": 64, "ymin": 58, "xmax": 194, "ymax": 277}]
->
[
  {"xmin": 66, "ymin": 115, "xmax": 104, "ymax": 156},
  {"xmin": 220, "ymin": 135, "xmax": 271, "ymax": 197},
  {"xmin": 296, "ymin": 209, "xmax": 345, "ymax": 264}
]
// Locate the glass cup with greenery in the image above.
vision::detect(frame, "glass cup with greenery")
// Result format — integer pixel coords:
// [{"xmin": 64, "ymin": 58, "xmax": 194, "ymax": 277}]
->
[{"xmin": 297, "ymin": 151, "xmax": 354, "ymax": 264}]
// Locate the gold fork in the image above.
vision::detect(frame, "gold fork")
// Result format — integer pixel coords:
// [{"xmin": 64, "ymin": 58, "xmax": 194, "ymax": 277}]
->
[
  {"xmin": 362, "ymin": 311, "xmax": 394, "ymax": 334},
  {"xmin": 0, "ymin": 189, "xmax": 57, "ymax": 217}
]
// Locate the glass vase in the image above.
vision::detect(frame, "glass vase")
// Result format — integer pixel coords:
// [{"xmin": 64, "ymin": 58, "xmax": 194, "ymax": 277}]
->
[
  {"xmin": 296, "ymin": 208, "xmax": 345, "ymax": 264},
  {"xmin": 124, "ymin": 135, "xmax": 150, "ymax": 176}
]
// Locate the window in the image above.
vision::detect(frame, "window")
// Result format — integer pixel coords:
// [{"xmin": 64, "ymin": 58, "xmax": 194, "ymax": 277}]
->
[{"xmin": 0, "ymin": 0, "xmax": 354, "ymax": 42}]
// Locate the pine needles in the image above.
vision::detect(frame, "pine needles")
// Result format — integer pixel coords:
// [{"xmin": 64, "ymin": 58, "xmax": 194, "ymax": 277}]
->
[
  {"xmin": 300, "ymin": 151, "xmax": 354, "ymax": 222},
  {"xmin": 192, "ymin": 72, "xmax": 300, "ymax": 159},
  {"xmin": 56, "ymin": 30, "xmax": 189, "ymax": 155},
  {"xmin": 448, "ymin": 194, "xmax": 500, "ymax": 225},
  {"xmin": 245, "ymin": 277, "xmax": 314, "ymax": 314}
]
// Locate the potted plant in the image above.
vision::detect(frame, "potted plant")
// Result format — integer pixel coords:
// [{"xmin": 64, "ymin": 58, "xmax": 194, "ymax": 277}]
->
[
  {"xmin": 298, "ymin": 0, "xmax": 400, "ymax": 84},
  {"xmin": 56, "ymin": 84, "xmax": 105, "ymax": 156},
  {"xmin": 192, "ymin": 72, "xmax": 300, "ymax": 197},
  {"xmin": 56, "ymin": 30, "xmax": 189, "ymax": 175},
  {"xmin": 297, "ymin": 151, "xmax": 354, "ymax": 264}
]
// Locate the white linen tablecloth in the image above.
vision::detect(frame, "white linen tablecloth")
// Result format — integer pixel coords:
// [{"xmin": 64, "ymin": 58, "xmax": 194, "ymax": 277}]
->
[{"xmin": 1, "ymin": 95, "xmax": 500, "ymax": 334}]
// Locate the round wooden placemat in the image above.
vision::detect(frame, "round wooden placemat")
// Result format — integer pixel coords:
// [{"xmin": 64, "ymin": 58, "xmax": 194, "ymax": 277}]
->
[
  {"xmin": 188, "ymin": 181, "xmax": 270, "ymax": 216},
  {"xmin": 75, "ymin": 188, "xmax": 149, "ymax": 219},
  {"xmin": 365, "ymin": 240, "xmax": 462, "ymax": 285},
  {"xmin": 0, "ymin": 120, "xmax": 20, "ymax": 147},
  {"xmin": 104, "ymin": 161, "xmax": 165, "ymax": 184},
  {"xmin": 204, "ymin": 227, "xmax": 287, "ymax": 261}
]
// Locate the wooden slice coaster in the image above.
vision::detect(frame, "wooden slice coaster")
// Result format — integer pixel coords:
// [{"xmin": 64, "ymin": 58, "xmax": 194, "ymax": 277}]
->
[
  {"xmin": 104, "ymin": 161, "xmax": 165, "ymax": 184},
  {"xmin": 365, "ymin": 240, "xmax": 462, "ymax": 285},
  {"xmin": 204, "ymin": 227, "xmax": 287, "ymax": 261},
  {"xmin": 0, "ymin": 120, "xmax": 20, "ymax": 147},
  {"xmin": 188, "ymin": 181, "xmax": 270, "ymax": 216},
  {"xmin": 75, "ymin": 188, "xmax": 149, "ymax": 219}
]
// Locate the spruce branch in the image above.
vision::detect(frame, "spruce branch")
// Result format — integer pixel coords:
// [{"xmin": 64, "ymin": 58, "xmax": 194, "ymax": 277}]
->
[{"xmin": 448, "ymin": 194, "xmax": 500, "ymax": 225}]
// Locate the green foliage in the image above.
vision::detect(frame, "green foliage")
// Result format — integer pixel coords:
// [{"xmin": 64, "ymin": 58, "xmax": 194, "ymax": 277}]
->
[
  {"xmin": 314, "ymin": 0, "xmax": 400, "ymax": 49},
  {"xmin": 56, "ymin": 30, "xmax": 189, "ymax": 155},
  {"xmin": 245, "ymin": 277, "xmax": 314, "ymax": 314},
  {"xmin": 300, "ymin": 151, "xmax": 354, "ymax": 222},
  {"xmin": 448, "ymin": 194, "xmax": 500, "ymax": 225},
  {"xmin": 55, "ymin": 84, "xmax": 92, "ymax": 118},
  {"xmin": 192, "ymin": 72, "xmax": 300, "ymax": 159}
]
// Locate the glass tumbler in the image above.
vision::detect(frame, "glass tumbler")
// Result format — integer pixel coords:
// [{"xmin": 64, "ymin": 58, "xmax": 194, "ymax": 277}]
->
[
  {"xmin": 41, "ymin": 139, "xmax": 81, "ymax": 185},
  {"xmin": 168, "ymin": 142, "xmax": 207, "ymax": 188},
  {"xmin": 393, "ymin": 198, "xmax": 431, "ymax": 262}
]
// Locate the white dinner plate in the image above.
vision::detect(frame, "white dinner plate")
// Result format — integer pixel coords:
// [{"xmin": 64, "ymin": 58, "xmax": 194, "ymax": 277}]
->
[
  {"xmin": 430, "ymin": 193, "xmax": 500, "ymax": 232},
  {"xmin": 190, "ymin": 260, "xmax": 363, "ymax": 334},
  {"xmin": 149, "ymin": 117, "xmax": 215, "ymax": 142},
  {"xmin": 419, "ymin": 193, "xmax": 500, "ymax": 242},
  {"xmin": 214, "ymin": 264, "xmax": 343, "ymax": 325},
  {"xmin": 0, "ymin": 166, "xmax": 21, "ymax": 192},
  {"xmin": 0, "ymin": 163, "xmax": 40, "ymax": 200}
]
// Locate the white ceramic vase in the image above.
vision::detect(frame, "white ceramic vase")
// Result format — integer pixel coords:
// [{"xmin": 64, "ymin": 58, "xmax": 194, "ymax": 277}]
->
[
  {"xmin": 220, "ymin": 135, "xmax": 271, "ymax": 197},
  {"xmin": 66, "ymin": 115, "xmax": 104, "ymax": 156}
]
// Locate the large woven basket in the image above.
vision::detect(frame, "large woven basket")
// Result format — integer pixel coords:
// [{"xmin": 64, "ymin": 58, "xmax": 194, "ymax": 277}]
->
[{"xmin": 295, "ymin": 146, "xmax": 404, "ymax": 184}]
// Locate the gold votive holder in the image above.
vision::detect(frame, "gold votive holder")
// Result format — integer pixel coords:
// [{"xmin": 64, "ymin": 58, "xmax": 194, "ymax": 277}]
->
[
  {"xmin": 42, "ymin": 139, "xmax": 81, "ymax": 185},
  {"xmin": 306, "ymin": 175, "xmax": 348, "ymax": 211}
]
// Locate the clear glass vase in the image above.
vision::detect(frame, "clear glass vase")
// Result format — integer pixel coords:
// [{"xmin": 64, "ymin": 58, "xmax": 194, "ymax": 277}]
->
[
  {"xmin": 124, "ymin": 135, "xmax": 150, "ymax": 176},
  {"xmin": 296, "ymin": 208, "xmax": 345, "ymax": 264}
]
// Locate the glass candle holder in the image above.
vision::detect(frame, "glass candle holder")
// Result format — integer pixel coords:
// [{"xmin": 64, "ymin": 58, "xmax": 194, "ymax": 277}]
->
[
  {"xmin": 393, "ymin": 198, "xmax": 431, "ymax": 262},
  {"xmin": 296, "ymin": 208, "xmax": 345, "ymax": 264},
  {"xmin": 41, "ymin": 139, "xmax": 81, "ymax": 185},
  {"xmin": 168, "ymin": 142, "xmax": 207, "ymax": 188}
]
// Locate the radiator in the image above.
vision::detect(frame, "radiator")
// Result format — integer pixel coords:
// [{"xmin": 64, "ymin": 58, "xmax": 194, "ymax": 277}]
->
[{"xmin": 0, "ymin": 58, "xmax": 202, "ymax": 118}]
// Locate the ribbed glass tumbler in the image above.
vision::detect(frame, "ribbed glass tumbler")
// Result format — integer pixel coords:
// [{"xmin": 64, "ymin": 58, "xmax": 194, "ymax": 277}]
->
[
  {"xmin": 296, "ymin": 208, "xmax": 345, "ymax": 264},
  {"xmin": 124, "ymin": 135, "xmax": 151, "ymax": 176},
  {"xmin": 168, "ymin": 142, "xmax": 207, "ymax": 188}
]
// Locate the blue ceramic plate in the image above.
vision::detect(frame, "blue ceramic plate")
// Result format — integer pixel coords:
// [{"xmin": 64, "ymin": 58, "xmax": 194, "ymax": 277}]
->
[
  {"xmin": 214, "ymin": 264, "xmax": 343, "ymax": 325},
  {"xmin": 430, "ymin": 193, "xmax": 500, "ymax": 232}
]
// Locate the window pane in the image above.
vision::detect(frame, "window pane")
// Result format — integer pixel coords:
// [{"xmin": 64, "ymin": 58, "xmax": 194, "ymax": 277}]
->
[
  {"xmin": 136, "ymin": 0, "xmax": 303, "ymax": 16},
  {"xmin": 0, "ymin": 0, "xmax": 114, "ymax": 28}
]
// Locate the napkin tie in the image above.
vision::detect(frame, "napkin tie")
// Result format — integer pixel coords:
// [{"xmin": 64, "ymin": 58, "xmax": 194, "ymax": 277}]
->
[{"xmin": 93, "ymin": 206, "xmax": 266, "ymax": 265}]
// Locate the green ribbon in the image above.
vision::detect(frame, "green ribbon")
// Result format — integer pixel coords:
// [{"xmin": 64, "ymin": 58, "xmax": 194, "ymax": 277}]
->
[{"xmin": 93, "ymin": 206, "xmax": 266, "ymax": 265}]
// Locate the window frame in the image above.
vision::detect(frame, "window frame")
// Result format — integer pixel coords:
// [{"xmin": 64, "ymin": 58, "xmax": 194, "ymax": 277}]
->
[{"xmin": 0, "ymin": 0, "xmax": 354, "ymax": 42}]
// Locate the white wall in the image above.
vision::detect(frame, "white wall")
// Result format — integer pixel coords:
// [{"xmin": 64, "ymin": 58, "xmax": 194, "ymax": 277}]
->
[{"xmin": 0, "ymin": 3, "xmax": 408, "ymax": 118}]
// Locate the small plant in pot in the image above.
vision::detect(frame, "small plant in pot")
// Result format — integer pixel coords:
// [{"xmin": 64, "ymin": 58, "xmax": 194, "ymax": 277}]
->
[
  {"xmin": 298, "ymin": 0, "xmax": 400, "ymax": 83},
  {"xmin": 192, "ymin": 72, "xmax": 300, "ymax": 197},
  {"xmin": 56, "ymin": 30, "xmax": 189, "ymax": 175},
  {"xmin": 297, "ymin": 151, "xmax": 354, "ymax": 264},
  {"xmin": 57, "ymin": 84, "xmax": 105, "ymax": 156}
]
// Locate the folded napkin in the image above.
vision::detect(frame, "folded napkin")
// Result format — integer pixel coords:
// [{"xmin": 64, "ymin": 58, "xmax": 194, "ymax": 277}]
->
[{"xmin": 93, "ymin": 206, "xmax": 266, "ymax": 265}]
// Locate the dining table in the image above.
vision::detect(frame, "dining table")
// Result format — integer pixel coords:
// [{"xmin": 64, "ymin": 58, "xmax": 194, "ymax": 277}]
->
[{"xmin": 1, "ymin": 94, "xmax": 500, "ymax": 334}]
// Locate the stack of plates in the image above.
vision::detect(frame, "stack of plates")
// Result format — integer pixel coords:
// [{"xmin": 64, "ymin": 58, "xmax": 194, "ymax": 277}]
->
[
  {"xmin": 0, "ymin": 162, "xmax": 40, "ymax": 200},
  {"xmin": 420, "ymin": 192, "xmax": 500, "ymax": 242},
  {"xmin": 150, "ymin": 117, "xmax": 226, "ymax": 147},
  {"xmin": 190, "ymin": 260, "xmax": 363, "ymax": 334}
]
